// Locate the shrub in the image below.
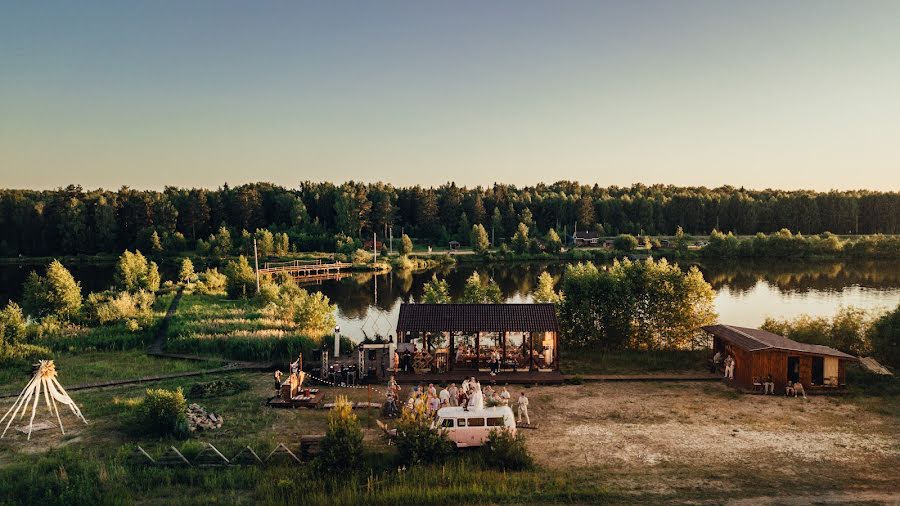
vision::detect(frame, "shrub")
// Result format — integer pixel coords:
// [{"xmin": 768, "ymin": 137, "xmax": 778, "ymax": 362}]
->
[
  {"xmin": 0, "ymin": 302, "xmax": 27, "ymax": 347},
  {"xmin": 613, "ymin": 234, "xmax": 638, "ymax": 252},
  {"xmin": 399, "ymin": 234, "xmax": 414, "ymax": 256},
  {"xmin": 394, "ymin": 400, "xmax": 454, "ymax": 466},
  {"xmin": 188, "ymin": 379, "xmax": 249, "ymax": 398},
  {"xmin": 261, "ymin": 279, "xmax": 336, "ymax": 336},
  {"xmin": 115, "ymin": 250, "xmax": 161, "ymax": 293},
  {"xmin": 22, "ymin": 261, "xmax": 83, "ymax": 321},
  {"xmin": 352, "ymin": 248, "xmax": 373, "ymax": 264},
  {"xmin": 196, "ymin": 268, "xmax": 227, "ymax": 295},
  {"xmin": 869, "ymin": 304, "xmax": 899, "ymax": 369},
  {"xmin": 481, "ymin": 428, "xmax": 533, "ymax": 471},
  {"xmin": 224, "ymin": 256, "xmax": 257, "ymax": 298},
  {"xmin": 178, "ymin": 258, "xmax": 195, "ymax": 283},
  {"xmin": 134, "ymin": 388, "xmax": 189, "ymax": 437},
  {"xmin": 0, "ymin": 343, "xmax": 52, "ymax": 367},
  {"xmin": 317, "ymin": 396, "xmax": 364, "ymax": 474},
  {"xmin": 85, "ymin": 290, "xmax": 155, "ymax": 328}
]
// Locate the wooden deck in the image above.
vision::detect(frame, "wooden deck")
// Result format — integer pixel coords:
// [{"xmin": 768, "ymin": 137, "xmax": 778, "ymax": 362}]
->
[
  {"xmin": 393, "ymin": 369, "xmax": 565, "ymax": 385},
  {"xmin": 258, "ymin": 259, "xmax": 351, "ymax": 277}
]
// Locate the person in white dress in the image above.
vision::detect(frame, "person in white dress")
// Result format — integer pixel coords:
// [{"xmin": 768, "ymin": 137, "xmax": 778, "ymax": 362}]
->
[{"xmin": 468, "ymin": 379, "xmax": 484, "ymax": 411}]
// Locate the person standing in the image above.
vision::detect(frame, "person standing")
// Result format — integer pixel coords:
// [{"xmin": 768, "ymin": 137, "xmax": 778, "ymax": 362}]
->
[
  {"xmin": 517, "ymin": 391, "xmax": 530, "ymax": 425},
  {"xmin": 448, "ymin": 383, "xmax": 459, "ymax": 407},
  {"xmin": 724, "ymin": 355, "xmax": 735, "ymax": 380},
  {"xmin": 274, "ymin": 370, "xmax": 282, "ymax": 391},
  {"xmin": 499, "ymin": 386, "xmax": 511, "ymax": 406},
  {"xmin": 439, "ymin": 385, "xmax": 450, "ymax": 407}
]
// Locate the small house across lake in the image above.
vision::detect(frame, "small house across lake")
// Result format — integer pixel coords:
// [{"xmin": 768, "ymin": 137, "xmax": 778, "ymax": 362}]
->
[
  {"xmin": 703, "ymin": 324, "xmax": 856, "ymax": 394},
  {"xmin": 395, "ymin": 303, "xmax": 563, "ymax": 383}
]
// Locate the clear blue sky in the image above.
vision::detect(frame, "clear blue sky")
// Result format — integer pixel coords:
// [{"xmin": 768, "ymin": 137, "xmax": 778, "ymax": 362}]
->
[{"xmin": 2, "ymin": 1, "xmax": 899, "ymax": 191}]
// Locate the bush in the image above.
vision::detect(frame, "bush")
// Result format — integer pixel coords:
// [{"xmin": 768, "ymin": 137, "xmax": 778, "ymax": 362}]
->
[
  {"xmin": 260, "ymin": 279, "xmax": 336, "ymax": 336},
  {"xmin": 613, "ymin": 234, "xmax": 638, "ymax": 252},
  {"xmin": 869, "ymin": 304, "xmax": 899, "ymax": 369},
  {"xmin": 115, "ymin": 250, "xmax": 161, "ymax": 293},
  {"xmin": 395, "ymin": 401, "xmax": 454, "ymax": 466},
  {"xmin": 481, "ymin": 428, "xmax": 533, "ymax": 471},
  {"xmin": 224, "ymin": 256, "xmax": 257, "ymax": 298},
  {"xmin": 0, "ymin": 342, "xmax": 52, "ymax": 367},
  {"xmin": 178, "ymin": 258, "xmax": 195, "ymax": 283},
  {"xmin": 0, "ymin": 302, "xmax": 27, "ymax": 347},
  {"xmin": 22, "ymin": 261, "xmax": 83, "ymax": 321},
  {"xmin": 317, "ymin": 396, "xmax": 364, "ymax": 474},
  {"xmin": 188, "ymin": 379, "xmax": 249, "ymax": 398},
  {"xmin": 352, "ymin": 248, "xmax": 373, "ymax": 264},
  {"xmin": 134, "ymin": 388, "xmax": 189, "ymax": 437},
  {"xmin": 85, "ymin": 290, "xmax": 155, "ymax": 328},
  {"xmin": 196, "ymin": 267, "xmax": 227, "ymax": 295}
]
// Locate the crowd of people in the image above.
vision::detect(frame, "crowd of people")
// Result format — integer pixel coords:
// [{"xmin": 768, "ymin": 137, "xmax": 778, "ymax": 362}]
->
[{"xmin": 383, "ymin": 375, "xmax": 531, "ymax": 424}]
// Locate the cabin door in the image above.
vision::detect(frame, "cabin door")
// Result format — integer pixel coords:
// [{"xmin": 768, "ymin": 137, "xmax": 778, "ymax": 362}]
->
[
  {"xmin": 787, "ymin": 357, "xmax": 800, "ymax": 383},
  {"xmin": 811, "ymin": 357, "xmax": 824, "ymax": 386}
]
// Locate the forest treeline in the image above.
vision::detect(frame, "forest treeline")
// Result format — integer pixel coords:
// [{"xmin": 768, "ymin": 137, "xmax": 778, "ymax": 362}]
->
[{"xmin": 0, "ymin": 182, "xmax": 898, "ymax": 256}]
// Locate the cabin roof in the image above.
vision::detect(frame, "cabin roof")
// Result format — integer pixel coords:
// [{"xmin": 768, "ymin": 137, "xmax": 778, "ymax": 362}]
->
[
  {"xmin": 702, "ymin": 324, "xmax": 856, "ymax": 359},
  {"xmin": 572, "ymin": 231, "xmax": 600, "ymax": 239},
  {"xmin": 396, "ymin": 303, "xmax": 560, "ymax": 333}
]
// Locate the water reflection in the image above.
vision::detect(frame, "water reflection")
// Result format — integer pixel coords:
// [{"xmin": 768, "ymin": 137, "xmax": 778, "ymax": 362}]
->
[
  {"xmin": 1, "ymin": 259, "xmax": 898, "ymax": 343},
  {"xmin": 307, "ymin": 259, "xmax": 900, "ymax": 342}
]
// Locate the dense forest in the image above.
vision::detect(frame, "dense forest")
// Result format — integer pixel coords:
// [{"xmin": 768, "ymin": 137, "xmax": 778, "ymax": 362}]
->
[{"xmin": 0, "ymin": 182, "xmax": 898, "ymax": 256}]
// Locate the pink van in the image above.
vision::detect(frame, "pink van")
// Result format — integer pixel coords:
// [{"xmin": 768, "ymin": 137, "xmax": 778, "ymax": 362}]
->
[{"xmin": 432, "ymin": 406, "xmax": 517, "ymax": 447}]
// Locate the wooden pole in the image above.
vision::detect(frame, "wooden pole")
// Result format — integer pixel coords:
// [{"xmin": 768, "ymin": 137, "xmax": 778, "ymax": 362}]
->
[{"xmin": 253, "ymin": 237, "xmax": 260, "ymax": 294}]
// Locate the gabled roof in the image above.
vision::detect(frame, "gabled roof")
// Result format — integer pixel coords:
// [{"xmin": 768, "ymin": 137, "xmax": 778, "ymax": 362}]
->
[
  {"xmin": 572, "ymin": 231, "xmax": 600, "ymax": 239},
  {"xmin": 396, "ymin": 303, "xmax": 559, "ymax": 333},
  {"xmin": 702, "ymin": 324, "xmax": 856, "ymax": 359}
]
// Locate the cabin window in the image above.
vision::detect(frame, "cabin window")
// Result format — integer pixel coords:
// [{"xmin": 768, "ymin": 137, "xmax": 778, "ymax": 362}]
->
[
  {"xmin": 486, "ymin": 417, "xmax": 504, "ymax": 427},
  {"xmin": 440, "ymin": 418, "xmax": 454, "ymax": 428},
  {"xmin": 456, "ymin": 419, "xmax": 467, "ymax": 427},
  {"xmin": 467, "ymin": 418, "xmax": 485, "ymax": 427}
]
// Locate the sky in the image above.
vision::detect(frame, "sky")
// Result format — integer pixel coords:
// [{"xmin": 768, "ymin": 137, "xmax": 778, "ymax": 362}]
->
[{"xmin": 1, "ymin": 1, "xmax": 899, "ymax": 191}]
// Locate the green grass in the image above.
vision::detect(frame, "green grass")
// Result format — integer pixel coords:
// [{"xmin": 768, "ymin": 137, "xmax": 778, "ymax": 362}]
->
[
  {"xmin": 0, "ymin": 350, "xmax": 212, "ymax": 394},
  {"xmin": 165, "ymin": 294, "xmax": 321, "ymax": 363},
  {"xmin": 560, "ymin": 349, "xmax": 709, "ymax": 375}
]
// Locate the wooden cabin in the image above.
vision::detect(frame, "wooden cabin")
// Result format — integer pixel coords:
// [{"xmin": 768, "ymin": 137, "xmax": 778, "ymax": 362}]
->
[
  {"xmin": 702, "ymin": 324, "xmax": 856, "ymax": 394},
  {"xmin": 395, "ymin": 303, "xmax": 562, "ymax": 383}
]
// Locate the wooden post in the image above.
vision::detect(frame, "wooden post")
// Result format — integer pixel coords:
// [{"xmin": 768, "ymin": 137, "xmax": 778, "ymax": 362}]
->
[
  {"xmin": 475, "ymin": 332, "xmax": 480, "ymax": 370},
  {"xmin": 501, "ymin": 331, "xmax": 507, "ymax": 373},
  {"xmin": 529, "ymin": 332, "xmax": 535, "ymax": 371},
  {"xmin": 449, "ymin": 332, "xmax": 454, "ymax": 372},
  {"xmin": 253, "ymin": 237, "xmax": 260, "ymax": 294}
]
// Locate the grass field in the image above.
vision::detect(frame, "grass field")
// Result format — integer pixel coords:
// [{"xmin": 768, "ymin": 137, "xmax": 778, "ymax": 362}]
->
[
  {"xmin": 0, "ymin": 361, "xmax": 896, "ymax": 505},
  {"xmin": 0, "ymin": 287, "xmax": 897, "ymax": 505},
  {"xmin": 560, "ymin": 349, "xmax": 710, "ymax": 375},
  {"xmin": 165, "ymin": 294, "xmax": 321, "ymax": 363}
]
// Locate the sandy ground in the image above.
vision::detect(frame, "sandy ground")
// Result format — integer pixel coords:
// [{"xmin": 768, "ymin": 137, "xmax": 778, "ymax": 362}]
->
[{"xmin": 519, "ymin": 381, "xmax": 900, "ymax": 501}]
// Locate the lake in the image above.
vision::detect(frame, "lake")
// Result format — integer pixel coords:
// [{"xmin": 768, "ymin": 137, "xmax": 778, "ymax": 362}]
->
[{"xmin": 2, "ymin": 259, "xmax": 899, "ymax": 343}]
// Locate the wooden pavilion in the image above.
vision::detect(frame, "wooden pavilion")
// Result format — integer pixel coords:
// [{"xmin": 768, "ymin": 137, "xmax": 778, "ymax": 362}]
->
[
  {"xmin": 702, "ymin": 324, "xmax": 856, "ymax": 394},
  {"xmin": 395, "ymin": 303, "xmax": 562, "ymax": 383}
]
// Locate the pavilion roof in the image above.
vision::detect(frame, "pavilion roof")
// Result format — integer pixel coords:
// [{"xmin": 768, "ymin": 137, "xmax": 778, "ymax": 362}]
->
[{"xmin": 396, "ymin": 303, "xmax": 559, "ymax": 333}]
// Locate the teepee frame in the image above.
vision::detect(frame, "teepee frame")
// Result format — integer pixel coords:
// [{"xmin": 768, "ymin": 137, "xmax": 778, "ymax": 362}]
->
[{"xmin": 0, "ymin": 360, "xmax": 87, "ymax": 440}]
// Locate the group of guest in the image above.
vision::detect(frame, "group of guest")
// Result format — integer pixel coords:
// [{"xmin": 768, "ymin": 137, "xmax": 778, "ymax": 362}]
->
[
  {"xmin": 713, "ymin": 351, "xmax": 735, "ymax": 380},
  {"xmin": 384, "ymin": 375, "xmax": 517, "ymax": 415}
]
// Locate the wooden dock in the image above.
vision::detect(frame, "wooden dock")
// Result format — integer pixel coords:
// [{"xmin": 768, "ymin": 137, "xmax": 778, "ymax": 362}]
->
[{"xmin": 258, "ymin": 259, "xmax": 352, "ymax": 280}]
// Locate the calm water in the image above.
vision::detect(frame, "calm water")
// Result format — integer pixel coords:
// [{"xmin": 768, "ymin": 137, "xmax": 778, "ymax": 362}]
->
[{"xmin": 2, "ymin": 260, "xmax": 899, "ymax": 343}]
